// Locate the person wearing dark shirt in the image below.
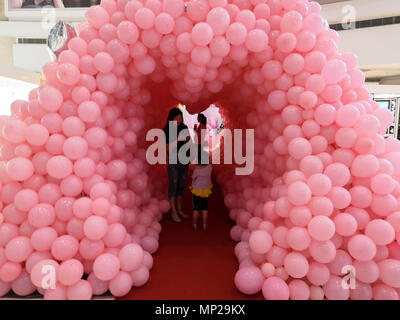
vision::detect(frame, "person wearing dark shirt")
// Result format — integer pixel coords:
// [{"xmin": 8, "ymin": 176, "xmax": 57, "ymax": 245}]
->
[{"xmin": 163, "ymin": 107, "xmax": 191, "ymax": 223}]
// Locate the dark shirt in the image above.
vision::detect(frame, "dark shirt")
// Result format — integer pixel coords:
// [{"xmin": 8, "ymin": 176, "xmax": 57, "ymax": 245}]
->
[{"xmin": 164, "ymin": 123, "xmax": 190, "ymax": 165}]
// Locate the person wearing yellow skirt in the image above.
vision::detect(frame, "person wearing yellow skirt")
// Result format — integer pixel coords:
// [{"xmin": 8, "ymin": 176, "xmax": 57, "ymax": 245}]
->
[{"xmin": 189, "ymin": 164, "xmax": 212, "ymax": 231}]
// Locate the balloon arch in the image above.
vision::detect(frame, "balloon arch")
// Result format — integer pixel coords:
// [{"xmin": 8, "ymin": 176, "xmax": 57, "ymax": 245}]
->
[{"xmin": 0, "ymin": 0, "xmax": 400, "ymax": 300}]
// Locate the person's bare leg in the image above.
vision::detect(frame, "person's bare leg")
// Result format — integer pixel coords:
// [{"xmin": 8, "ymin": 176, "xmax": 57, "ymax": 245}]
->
[
  {"xmin": 202, "ymin": 210, "xmax": 208, "ymax": 230},
  {"xmin": 192, "ymin": 210, "xmax": 199, "ymax": 229},
  {"xmin": 169, "ymin": 197, "xmax": 181, "ymax": 222},
  {"xmin": 177, "ymin": 196, "xmax": 188, "ymax": 218}
]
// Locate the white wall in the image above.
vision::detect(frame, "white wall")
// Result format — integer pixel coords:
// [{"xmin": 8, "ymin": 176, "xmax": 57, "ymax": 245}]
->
[
  {"xmin": 321, "ymin": 0, "xmax": 400, "ymax": 24},
  {"xmin": 337, "ymin": 24, "xmax": 400, "ymax": 67},
  {"xmin": 0, "ymin": 76, "xmax": 38, "ymax": 116},
  {"xmin": 13, "ymin": 43, "xmax": 54, "ymax": 72},
  {"xmin": 0, "ymin": 36, "xmax": 15, "ymax": 64}
]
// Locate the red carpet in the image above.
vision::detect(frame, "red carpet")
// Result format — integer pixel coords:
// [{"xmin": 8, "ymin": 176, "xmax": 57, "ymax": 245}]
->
[{"xmin": 118, "ymin": 175, "xmax": 263, "ymax": 300}]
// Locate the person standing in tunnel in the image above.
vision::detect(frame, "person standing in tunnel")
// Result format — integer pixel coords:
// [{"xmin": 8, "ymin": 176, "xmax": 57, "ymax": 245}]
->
[
  {"xmin": 191, "ymin": 113, "xmax": 212, "ymax": 231},
  {"xmin": 163, "ymin": 107, "xmax": 190, "ymax": 223}
]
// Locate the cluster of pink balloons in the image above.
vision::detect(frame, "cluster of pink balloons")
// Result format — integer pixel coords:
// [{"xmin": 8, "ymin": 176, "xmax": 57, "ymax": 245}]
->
[
  {"xmin": 212, "ymin": 0, "xmax": 400, "ymax": 300},
  {"xmin": 1, "ymin": 0, "xmax": 400, "ymax": 300}
]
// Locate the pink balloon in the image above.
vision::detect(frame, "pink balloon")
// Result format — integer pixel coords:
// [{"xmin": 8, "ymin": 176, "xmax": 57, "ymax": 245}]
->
[
  {"xmin": 155, "ymin": 13, "xmax": 175, "ymax": 34},
  {"xmin": 249, "ymin": 230, "xmax": 273, "ymax": 254},
  {"xmin": 378, "ymin": 259, "xmax": 400, "ymax": 288},
  {"xmin": 46, "ymin": 156, "xmax": 73, "ymax": 179},
  {"xmin": 289, "ymin": 206, "xmax": 312, "ymax": 227},
  {"xmin": 6, "ymin": 157, "xmax": 34, "ymax": 181},
  {"xmin": 309, "ymin": 240, "xmax": 336, "ymax": 263},
  {"xmin": 191, "ymin": 22, "xmax": 213, "ymax": 47},
  {"xmin": 87, "ymin": 272, "xmax": 109, "ymax": 295},
  {"xmin": 281, "ymin": 10, "xmax": 302, "ymax": 33},
  {"xmin": 226, "ymin": 22, "xmax": 247, "ymax": 46},
  {"xmin": 14, "ymin": 189, "xmax": 38, "ymax": 212},
  {"xmin": 51, "ymin": 235, "xmax": 79, "ymax": 261},
  {"xmin": 109, "ymin": 271, "xmax": 132, "ymax": 297},
  {"xmin": 246, "ymin": 29, "xmax": 268, "ymax": 53},
  {"xmin": 287, "ymin": 181, "xmax": 311, "ymax": 206},
  {"xmin": 78, "ymin": 101, "xmax": 101, "ymax": 123},
  {"xmin": 30, "ymin": 259, "xmax": 59, "ymax": 288},
  {"xmin": 234, "ymin": 266, "xmax": 264, "ymax": 295},
  {"xmin": 79, "ymin": 237, "xmax": 104, "ymax": 260},
  {"xmin": 348, "ymin": 234, "xmax": 377, "ymax": 261},
  {"xmin": 63, "ymin": 137, "xmax": 88, "ymax": 160},
  {"xmin": 31, "ymin": 227, "xmax": 58, "ymax": 251},
  {"xmin": 0, "ymin": 261, "xmax": 22, "ymax": 282},
  {"xmin": 28, "ymin": 204, "xmax": 55, "ymax": 228},
  {"xmin": 57, "ymin": 63, "xmax": 81, "ymax": 86},
  {"xmin": 135, "ymin": 8, "xmax": 155, "ymax": 29},
  {"xmin": 373, "ymin": 284, "xmax": 399, "ymax": 300},
  {"xmin": 351, "ymin": 155, "xmax": 380, "ymax": 178},
  {"xmin": 307, "ymin": 262, "xmax": 330, "ymax": 286},
  {"xmin": 38, "ymin": 86, "xmax": 63, "ymax": 112},
  {"xmin": 353, "ymin": 260, "xmax": 379, "ymax": 284},
  {"xmin": 322, "ymin": 59, "xmax": 347, "ymax": 85},
  {"xmin": 206, "ymin": 7, "xmax": 230, "ymax": 36},
  {"xmin": 44, "ymin": 283, "xmax": 67, "ymax": 300},
  {"xmin": 83, "ymin": 216, "xmax": 108, "ymax": 240},
  {"xmin": 289, "ymin": 280, "xmax": 310, "ymax": 300},
  {"xmin": 130, "ymin": 265, "xmax": 149, "ymax": 286},
  {"xmin": 262, "ymin": 277, "xmax": 290, "ymax": 300},
  {"xmin": 186, "ymin": 0, "xmax": 209, "ymax": 21},
  {"xmin": 310, "ymin": 286, "xmax": 324, "ymax": 300},
  {"xmin": 58, "ymin": 259, "xmax": 84, "ymax": 286},
  {"xmin": 117, "ymin": 21, "xmax": 139, "ymax": 44},
  {"xmin": 284, "ymin": 252, "xmax": 309, "ymax": 278},
  {"xmin": 296, "ymin": 31, "xmax": 316, "ymax": 53},
  {"xmin": 11, "ymin": 270, "xmax": 36, "ymax": 296},
  {"xmin": 162, "ymin": 0, "xmax": 183, "ymax": 18},
  {"xmin": 5, "ymin": 236, "xmax": 32, "ymax": 262},
  {"xmin": 86, "ymin": 5, "xmax": 110, "ymax": 29},
  {"xmin": 119, "ymin": 243, "xmax": 144, "ymax": 272},
  {"xmin": 365, "ymin": 219, "xmax": 395, "ymax": 245},
  {"xmin": 93, "ymin": 253, "xmax": 120, "ymax": 281},
  {"xmin": 67, "ymin": 279, "xmax": 93, "ymax": 300},
  {"xmin": 283, "ymin": 53, "xmax": 304, "ymax": 75},
  {"xmin": 2, "ymin": 120, "xmax": 27, "ymax": 144},
  {"xmin": 323, "ymin": 276, "xmax": 350, "ymax": 300},
  {"xmin": 333, "ymin": 213, "xmax": 357, "ymax": 237},
  {"xmin": 276, "ymin": 32, "xmax": 296, "ymax": 53},
  {"xmin": 308, "ymin": 216, "xmax": 335, "ymax": 241}
]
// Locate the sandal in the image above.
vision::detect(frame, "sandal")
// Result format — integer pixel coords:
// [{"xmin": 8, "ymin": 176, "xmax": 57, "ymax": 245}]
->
[
  {"xmin": 171, "ymin": 211, "xmax": 181, "ymax": 223},
  {"xmin": 192, "ymin": 223, "xmax": 198, "ymax": 230},
  {"xmin": 202, "ymin": 224, "xmax": 208, "ymax": 231}
]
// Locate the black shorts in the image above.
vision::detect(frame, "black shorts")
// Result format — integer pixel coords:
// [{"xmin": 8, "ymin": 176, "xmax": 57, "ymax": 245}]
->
[{"xmin": 192, "ymin": 194, "xmax": 209, "ymax": 211}]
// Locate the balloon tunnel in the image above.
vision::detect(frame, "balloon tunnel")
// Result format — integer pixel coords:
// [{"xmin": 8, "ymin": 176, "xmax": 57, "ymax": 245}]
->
[{"xmin": 0, "ymin": 0, "xmax": 400, "ymax": 300}]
